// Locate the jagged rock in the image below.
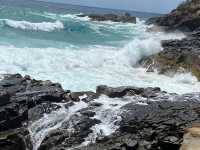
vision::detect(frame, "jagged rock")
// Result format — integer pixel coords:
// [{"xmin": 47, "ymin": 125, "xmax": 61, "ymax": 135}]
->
[
  {"xmin": 75, "ymin": 97, "xmax": 200, "ymax": 150},
  {"xmin": 0, "ymin": 91, "xmax": 10, "ymax": 106},
  {"xmin": 70, "ymin": 91, "xmax": 98, "ymax": 102},
  {"xmin": 142, "ymin": 0, "xmax": 200, "ymax": 80},
  {"xmin": 0, "ymin": 128, "xmax": 32, "ymax": 150},
  {"xmin": 96, "ymin": 85, "xmax": 162, "ymax": 98},
  {"xmin": 147, "ymin": 0, "xmax": 200, "ymax": 32},
  {"xmin": 79, "ymin": 13, "xmax": 136, "ymax": 23},
  {"xmin": 28, "ymin": 103, "xmax": 62, "ymax": 122},
  {"xmin": 96, "ymin": 85, "xmax": 144, "ymax": 98},
  {"xmin": 0, "ymin": 74, "xmax": 199, "ymax": 150},
  {"xmin": 38, "ymin": 113, "xmax": 101, "ymax": 150},
  {"xmin": 0, "ymin": 74, "xmax": 72, "ymax": 150},
  {"xmin": 139, "ymin": 29, "xmax": 200, "ymax": 80}
]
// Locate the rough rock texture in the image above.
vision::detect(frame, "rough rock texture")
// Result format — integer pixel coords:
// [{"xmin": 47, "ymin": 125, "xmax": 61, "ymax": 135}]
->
[
  {"xmin": 140, "ymin": 28, "xmax": 200, "ymax": 80},
  {"xmin": 73, "ymin": 92, "xmax": 200, "ymax": 150},
  {"xmin": 0, "ymin": 74, "xmax": 71, "ymax": 150},
  {"xmin": 79, "ymin": 13, "xmax": 136, "ymax": 23},
  {"xmin": 147, "ymin": 0, "xmax": 200, "ymax": 32},
  {"xmin": 0, "ymin": 75, "xmax": 199, "ymax": 150},
  {"xmin": 141, "ymin": 0, "xmax": 200, "ymax": 80}
]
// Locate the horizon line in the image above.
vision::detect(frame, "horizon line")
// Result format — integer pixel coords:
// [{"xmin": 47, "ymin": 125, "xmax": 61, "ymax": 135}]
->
[{"xmin": 35, "ymin": 0, "xmax": 164, "ymax": 15}]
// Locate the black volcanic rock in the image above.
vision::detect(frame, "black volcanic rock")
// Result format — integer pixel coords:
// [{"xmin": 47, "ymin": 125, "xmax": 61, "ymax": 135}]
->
[
  {"xmin": 96, "ymin": 85, "xmax": 161, "ymax": 98},
  {"xmin": 72, "ymin": 96, "xmax": 200, "ymax": 150},
  {"xmin": 0, "ymin": 128, "xmax": 32, "ymax": 150},
  {"xmin": 141, "ymin": 0, "xmax": 200, "ymax": 81},
  {"xmin": 0, "ymin": 74, "xmax": 199, "ymax": 150},
  {"xmin": 0, "ymin": 74, "xmax": 72, "ymax": 150},
  {"xmin": 140, "ymin": 26, "xmax": 200, "ymax": 80},
  {"xmin": 79, "ymin": 13, "xmax": 136, "ymax": 23},
  {"xmin": 147, "ymin": 0, "xmax": 200, "ymax": 32},
  {"xmin": 38, "ymin": 113, "xmax": 101, "ymax": 150}
]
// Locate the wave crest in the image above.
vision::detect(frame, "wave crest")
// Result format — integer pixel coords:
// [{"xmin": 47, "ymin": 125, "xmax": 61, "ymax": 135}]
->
[{"xmin": 2, "ymin": 19, "xmax": 64, "ymax": 32}]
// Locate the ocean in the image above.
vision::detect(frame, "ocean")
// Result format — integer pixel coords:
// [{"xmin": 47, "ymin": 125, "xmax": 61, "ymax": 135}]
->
[{"xmin": 0, "ymin": 0, "xmax": 200, "ymax": 94}]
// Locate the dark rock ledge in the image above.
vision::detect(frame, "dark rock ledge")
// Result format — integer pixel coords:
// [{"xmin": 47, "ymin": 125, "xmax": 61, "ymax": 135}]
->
[
  {"xmin": 140, "ymin": 0, "xmax": 200, "ymax": 81},
  {"xmin": 0, "ymin": 74, "xmax": 199, "ymax": 150},
  {"xmin": 78, "ymin": 13, "xmax": 136, "ymax": 23}
]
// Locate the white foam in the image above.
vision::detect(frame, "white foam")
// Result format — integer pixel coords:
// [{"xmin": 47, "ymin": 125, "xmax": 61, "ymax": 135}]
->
[
  {"xmin": 0, "ymin": 43, "xmax": 199, "ymax": 94},
  {"xmin": 2, "ymin": 19, "xmax": 64, "ymax": 31},
  {"xmin": 0, "ymin": 18, "xmax": 199, "ymax": 94},
  {"xmin": 28, "ymin": 101, "xmax": 88, "ymax": 150},
  {"xmin": 33, "ymin": 12, "xmax": 91, "ymax": 22},
  {"xmin": 122, "ymin": 31, "xmax": 185, "ymax": 66},
  {"xmin": 83, "ymin": 95, "xmax": 132, "ymax": 145}
]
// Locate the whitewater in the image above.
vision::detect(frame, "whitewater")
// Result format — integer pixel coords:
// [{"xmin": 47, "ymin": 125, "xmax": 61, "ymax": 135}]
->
[
  {"xmin": 1, "ymin": 2, "xmax": 200, "ymax": 150},
  {"xmin": 0, "ymin": 5, "xmax": 200, "ymax": 95}
]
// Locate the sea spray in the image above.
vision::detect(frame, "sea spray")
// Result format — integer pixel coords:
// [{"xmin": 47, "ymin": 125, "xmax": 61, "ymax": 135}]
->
[
  {"xmin": 2, "ymin": 19, "xmax": 64, "ymax": 31},
  {"xmin": 122, "ymin": 31, "xmax": 185, "ymax": 66},
  {"xmin": 0, "ymin": 6, "xmax": 199, "ymax": 94},
  {"xmin": 28, "ymin": 101, "xmax": 88, "ymax": 150}
]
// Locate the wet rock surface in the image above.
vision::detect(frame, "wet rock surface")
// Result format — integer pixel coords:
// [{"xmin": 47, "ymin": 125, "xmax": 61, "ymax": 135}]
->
[
  {"xmin": 0, "ymin": 74, "xmax": 199, "ymax": 150},
  {"xmin": 79, "ymin": 13, "xmax": 136, "ymax": 23},
  {"xmin": 141, "ymin": 0, "xmax": 200, "ymax": 81},
  {"xmin": 140, "ymin": 28, "xmax": 200, "ymax": 80},
  {"xmin": 147, "ymin": 0, "xmax": 200, "ymax": 32},
  {"xmin": 74, "ymin": 98, "xmax": 200, "ymax": 150}
]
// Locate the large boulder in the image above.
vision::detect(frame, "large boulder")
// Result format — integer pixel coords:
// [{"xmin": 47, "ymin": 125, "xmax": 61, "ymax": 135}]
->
[{"xmin": 147, "ymin": 0, "xmax": 200, "ymax": 32}]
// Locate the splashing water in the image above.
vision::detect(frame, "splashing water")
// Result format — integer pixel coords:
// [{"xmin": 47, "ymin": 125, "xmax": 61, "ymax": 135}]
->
[
  {"xmin": 28, "ymin": 101, "xmax": 88, "ymax": 150},
  {"xmin": 0, "ymin": 3, "xmax": 200, "ymax": 150}
]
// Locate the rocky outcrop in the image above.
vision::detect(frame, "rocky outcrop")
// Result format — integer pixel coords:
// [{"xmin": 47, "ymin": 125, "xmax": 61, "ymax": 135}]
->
[
  {"xmin": 140, "ymin": 28, "xmax": 200, "ymax": 80},
  {"xmin": 147, "ymin": 0, "xmax": 200, "ymax": 32},
  {"xmin": 0, "ymin": 74, "xmax": 199, "ymax": 150},
  {"xmin": 141, "ymin": 0, "xmax": 200, "ymax": 80},
  {"xmin": 79, "ymin": 13, "xmax": 136, "ymax": 23},
  {"xmin": 0, "ymin": 74, "xmax": 70, "ymax": 150},
  {"xmin": 72, "ymin": 90, "xmax": 200, "ymax": 150}
]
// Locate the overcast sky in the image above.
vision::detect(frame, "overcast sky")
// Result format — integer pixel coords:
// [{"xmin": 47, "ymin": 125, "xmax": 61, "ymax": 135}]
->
[{"xmin": 41, "ymin": 0, "xmax": 185, "ymax": 14}]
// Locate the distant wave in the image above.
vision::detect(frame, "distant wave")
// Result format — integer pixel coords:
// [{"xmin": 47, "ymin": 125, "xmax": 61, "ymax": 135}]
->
[
  {"xmin": 30, "ymin": 12, "xmax": 90, "ymax": 22},
  {"xmin": 1, "ymin": 19, "xmax": 64, "ymax": 32}
]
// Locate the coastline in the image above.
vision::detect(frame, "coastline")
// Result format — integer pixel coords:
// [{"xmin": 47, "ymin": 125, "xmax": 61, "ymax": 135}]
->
[
  {"xmin": 140, "ymin": 0, "xmax": 200, "ymax": 81},
  {"xmin": 0, "ymin": 74, "xmax": 199, "ymax": 150},
  {"xmin": 0, "ymin": 0, "xmax": 200, "ymax": 150}
]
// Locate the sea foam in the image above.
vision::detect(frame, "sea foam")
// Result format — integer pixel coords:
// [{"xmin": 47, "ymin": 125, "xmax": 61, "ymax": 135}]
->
[
  {"xmin": 2, "ymin": 19, "xmax": 64, "ymax": 31},
  {"xmin": 0, "ymin": 15, "xmax": 199, "ymax": 94}
]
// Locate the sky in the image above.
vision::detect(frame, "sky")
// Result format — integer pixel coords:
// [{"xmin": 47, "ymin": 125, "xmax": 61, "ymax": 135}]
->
[{"xmin": 41, "ymin": 0, "xmax": 185, "ymax": 14}]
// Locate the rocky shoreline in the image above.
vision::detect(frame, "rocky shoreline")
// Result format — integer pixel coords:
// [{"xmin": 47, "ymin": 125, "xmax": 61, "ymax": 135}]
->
[
  {"xmin": 1, "ymin": 1, "xmax": 200, "ymax": 150},
  {"xmin": 78, "ymin": 13, "xmax": 136, "ymax": 23},
  {"xmin": 0, "ymin": 74, "xmax": 199, "ymax": 150},
  {"xmin": 141, "ymin": 0, "xmax": 200, "ymax": 81}
]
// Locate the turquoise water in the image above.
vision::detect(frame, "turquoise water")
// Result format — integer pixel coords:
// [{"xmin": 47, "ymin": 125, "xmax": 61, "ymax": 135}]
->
[{"xmin": 0, "ymin": 1, "xmax": 200, "ymax": 94}]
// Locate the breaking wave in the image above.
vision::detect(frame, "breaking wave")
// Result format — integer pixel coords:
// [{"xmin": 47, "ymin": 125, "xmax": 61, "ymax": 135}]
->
[{"xmin": 1, "ymin": 19, "xmax": 64, "ymax": 31}]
